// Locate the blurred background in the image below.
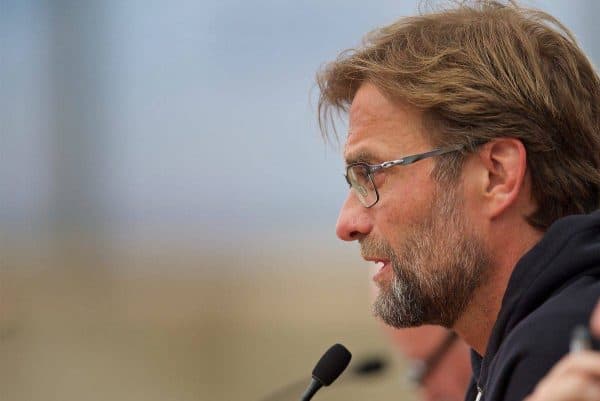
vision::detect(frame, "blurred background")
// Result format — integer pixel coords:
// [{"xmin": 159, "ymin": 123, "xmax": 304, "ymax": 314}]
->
[{"xmin": 2, "ymin": 1, "xmax": 600, "ymax": 400}]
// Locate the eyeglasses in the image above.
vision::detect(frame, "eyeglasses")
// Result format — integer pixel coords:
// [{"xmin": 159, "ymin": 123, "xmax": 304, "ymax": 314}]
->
[
  {"xmin": 405, "ymin": 331, "xmax": 458, "ymax": 387},
  {"xmin": 344, "ymin": 144, "xmax": 466, "ymax": 207}
]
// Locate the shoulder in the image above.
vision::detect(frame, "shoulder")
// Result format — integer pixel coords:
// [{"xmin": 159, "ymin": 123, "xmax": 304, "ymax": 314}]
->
[
  {"xmin": 484, "ymin": 278, "xmax": 600, "ymax": 401},
  {"xmin": 504, "ymin": 277, "xmax": 600, "ymax": 357}
]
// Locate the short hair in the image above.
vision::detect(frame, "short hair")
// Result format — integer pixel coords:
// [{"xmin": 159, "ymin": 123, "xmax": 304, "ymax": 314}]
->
[{"xmin": 317, "ymin": 1, "xmax": 600, "ymax": 229}]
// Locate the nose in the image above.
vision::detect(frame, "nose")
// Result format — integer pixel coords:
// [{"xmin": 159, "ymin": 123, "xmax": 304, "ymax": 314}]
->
[{"xmin": 335, "ymin": 193, "xmax": 374, "ymax": 241}]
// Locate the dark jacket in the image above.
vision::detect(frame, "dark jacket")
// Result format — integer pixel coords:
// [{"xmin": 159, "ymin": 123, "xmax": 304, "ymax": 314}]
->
[{"xmin": 465, "ymin": 211, "xmax": 600, "ymax": 401}]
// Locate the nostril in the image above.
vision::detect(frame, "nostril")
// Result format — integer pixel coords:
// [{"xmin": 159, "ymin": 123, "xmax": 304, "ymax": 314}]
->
[{"xmin": 349, "ymin": 230, "xmax": 363, "ymax": 240}]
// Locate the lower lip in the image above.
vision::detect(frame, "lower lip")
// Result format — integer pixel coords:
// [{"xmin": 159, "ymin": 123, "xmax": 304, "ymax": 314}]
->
[{"xmin": 372, "ymin": 262, "xmax": 391, "ymax": 283}]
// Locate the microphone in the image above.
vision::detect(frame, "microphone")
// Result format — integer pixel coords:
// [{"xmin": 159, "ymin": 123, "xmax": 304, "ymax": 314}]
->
[
  {"xmin": 257, "ymin": 349, "xmax": 385, "ymax": 401},
  {"xmin": 300, "ymin": 343, "xmax": 352, "ymax": 401}
]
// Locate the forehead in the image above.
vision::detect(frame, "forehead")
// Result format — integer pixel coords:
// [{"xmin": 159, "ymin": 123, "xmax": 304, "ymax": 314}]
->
[{"xmin": 344, "ymin": 83, "xmax": 429, "ymax": 163}]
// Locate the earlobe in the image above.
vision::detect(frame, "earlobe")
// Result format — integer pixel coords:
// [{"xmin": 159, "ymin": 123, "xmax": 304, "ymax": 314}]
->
[{"xmin": 480, "ymin": 139, "xmax": 528, "ymax": 219}]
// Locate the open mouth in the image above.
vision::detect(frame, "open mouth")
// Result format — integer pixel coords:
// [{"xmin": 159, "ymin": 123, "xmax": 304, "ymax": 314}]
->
[
  {"xmin": 374, "ymin": 260, "xmax": 386, "ymax": 271},
  {"xmin": 365, "ymin": 258, "xmax": 391, "ymax": 282}
]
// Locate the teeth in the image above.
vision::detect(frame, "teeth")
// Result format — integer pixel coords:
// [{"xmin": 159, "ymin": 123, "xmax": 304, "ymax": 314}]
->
[{"xmin": 375, "ymin": 261, "xmax": 385, "ymax": 269}]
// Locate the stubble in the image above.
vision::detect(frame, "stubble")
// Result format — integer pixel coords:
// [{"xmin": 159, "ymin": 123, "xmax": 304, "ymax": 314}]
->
[{"xmin": 367, "ymin": 185, "xmax": 491, "ymax": 328}]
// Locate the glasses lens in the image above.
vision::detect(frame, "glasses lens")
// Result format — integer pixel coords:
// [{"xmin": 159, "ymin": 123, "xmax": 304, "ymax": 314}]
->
[
  {"xmin": 347, "ymin": 165, "xmax": 377, "ymax": 206},
  {"xmin": 405, "ymin": 361, "xmax": 427, "ymax": 387}
]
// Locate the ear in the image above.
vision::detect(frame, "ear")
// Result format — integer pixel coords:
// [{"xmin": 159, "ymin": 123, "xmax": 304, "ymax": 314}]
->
[{"xmin": 477, "ymin": 138, "xmax": 528, "ymax": 219}]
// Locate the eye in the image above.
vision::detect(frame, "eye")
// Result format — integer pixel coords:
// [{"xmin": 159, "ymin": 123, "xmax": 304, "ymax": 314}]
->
[{"xmin": 348, "ymin": 165, "xmax": 373, "ymax": 196}]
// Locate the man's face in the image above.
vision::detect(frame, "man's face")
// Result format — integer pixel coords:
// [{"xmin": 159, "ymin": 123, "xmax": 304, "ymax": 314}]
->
[
  {"xmin": 337, "ymin": 83, "xmax": 490, "ymax": 328},
  {"xmin": 386, "ymin": 325, "xmax": 472, "ymax": 401}
]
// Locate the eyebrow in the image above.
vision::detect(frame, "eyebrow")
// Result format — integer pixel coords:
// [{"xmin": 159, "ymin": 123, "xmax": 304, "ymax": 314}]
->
[{"xmin": 344, "ymin": 150, "xmax": 380, "ymax": 166}]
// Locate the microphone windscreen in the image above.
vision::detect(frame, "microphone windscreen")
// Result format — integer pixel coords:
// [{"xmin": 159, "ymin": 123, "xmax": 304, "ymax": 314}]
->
[{"xmin": 312, "ymin": 343, "xmax": 352, "ymax": 386}]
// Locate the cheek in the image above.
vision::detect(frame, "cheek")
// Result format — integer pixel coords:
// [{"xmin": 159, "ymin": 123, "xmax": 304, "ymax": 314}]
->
[
  {"xmin": 439, "ymin": 348, "xmax": 472, "ymax": 389},
  {"xmin": 371, "ymin": 168, "xmax": 439, "ymax": 247},
  {"xmin": 379, "ymin": 180, "xmax": 435, "ymax": 227},
  {"xmin": 425, "ymin": 369, "xmax": 464, "ymax": 399}
]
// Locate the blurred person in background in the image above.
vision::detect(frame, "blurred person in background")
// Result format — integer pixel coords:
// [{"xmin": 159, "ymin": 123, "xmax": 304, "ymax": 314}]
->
[
  {"xmin": 385, "ymin": 325, "xmax": 471, "ymax": 401},
  {"xmin": 525, "ymin": 300, "xmax": 600, "ymax": 401},
  {"xmin": 372, "ymin": 271, "xmax": 472, "ymax": 401},
  {"xmin": 316, "ymin": 1, "xmax": 600, "ymax": 401}
]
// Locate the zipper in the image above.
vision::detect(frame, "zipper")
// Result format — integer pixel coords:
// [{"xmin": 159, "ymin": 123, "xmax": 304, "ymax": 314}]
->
[{"xmin": 474, "ymin": 385, "xmax": 483, "ymax": 401}]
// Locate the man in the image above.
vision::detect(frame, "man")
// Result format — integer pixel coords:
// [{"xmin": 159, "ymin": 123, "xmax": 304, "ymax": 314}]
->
[
  {"xmin": 386, "ymin": 325, "xmax": 471, "ymax": 401},
  {"xmin": 371, "ymin": 271, "xmax": 472, "ymax": 401},
  {"xmin": 316, "ymin": 2, "xmax": 600, "ymax": 401}
]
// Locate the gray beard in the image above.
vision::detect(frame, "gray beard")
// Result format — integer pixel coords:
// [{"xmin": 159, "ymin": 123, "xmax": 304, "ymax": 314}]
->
[{"xmin": 371, "ymin": 188, "xmax": 491, "ymax": 328}]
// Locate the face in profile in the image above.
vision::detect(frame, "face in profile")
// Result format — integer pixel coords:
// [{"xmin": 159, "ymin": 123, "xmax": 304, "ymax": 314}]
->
[
  {"xmin": 338, "ymin": 83, "xmax": 491, "ymax": 329},
  {"xmin": 386, "ymin": 325, "xmax": 472, "ymax": 401}
]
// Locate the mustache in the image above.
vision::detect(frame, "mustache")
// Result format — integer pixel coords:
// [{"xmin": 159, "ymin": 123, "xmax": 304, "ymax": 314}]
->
[{"xmin": 360, "ymin": 237, "xmax": 394, "ymax": 259}]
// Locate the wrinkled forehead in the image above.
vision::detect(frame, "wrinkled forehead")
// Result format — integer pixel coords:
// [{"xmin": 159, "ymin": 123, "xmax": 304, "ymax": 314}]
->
[
  {"xmin": 343, "ymin": 84, "xmax": 430, "ymax": 163},
  {"xmin": 347, "ymin": 84, "xmax": 402, "ymax": 135}
]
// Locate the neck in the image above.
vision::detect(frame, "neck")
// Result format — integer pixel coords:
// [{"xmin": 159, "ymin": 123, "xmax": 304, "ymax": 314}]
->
[
  {"xmin": 453, "ymin": 220, "xmax": 543, "ymax": 355},
  {"xmin": 453, "ymin": 272, "xmax": 504, "ymax": 355}
]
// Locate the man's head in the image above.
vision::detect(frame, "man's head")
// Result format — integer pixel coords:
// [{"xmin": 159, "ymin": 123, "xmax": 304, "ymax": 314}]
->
[
  {"xmin": 318, "ymin": 1, "xmax": 600, "ymax": 230},
  {"xmin": 318, "ymin": 1, "xmax": 600, "ymax": 332},
  {"xmin": 386, "ymin": 325, "xmax": 472, "ymax": 401}
]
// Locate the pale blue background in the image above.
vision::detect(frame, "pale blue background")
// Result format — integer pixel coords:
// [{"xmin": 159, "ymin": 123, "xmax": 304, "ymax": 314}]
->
[{"xmin": 3, "ymin": 0, "xmax": 599, "ymax": 253}]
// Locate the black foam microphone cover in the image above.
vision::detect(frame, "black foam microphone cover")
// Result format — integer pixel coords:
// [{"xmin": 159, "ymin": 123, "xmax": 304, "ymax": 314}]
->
[{"xmin": 312, "ymin": 343, "xmax": 352, "ymax": 386}]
